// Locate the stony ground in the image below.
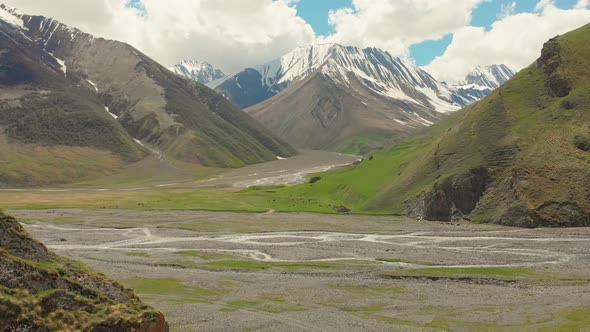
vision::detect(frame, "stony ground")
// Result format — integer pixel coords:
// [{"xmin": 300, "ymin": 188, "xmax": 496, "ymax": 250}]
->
[{"xmin": 11, "ymin": 209, "xmax": 590, "ymax": 331}]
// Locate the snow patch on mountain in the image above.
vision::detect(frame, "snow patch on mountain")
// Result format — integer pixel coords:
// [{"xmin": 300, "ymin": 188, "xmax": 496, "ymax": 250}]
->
[
  {"xmin": 223, "ymin": 43, "xmax": 465, "ymax": 114},
  {"xmin": 451, "ymin": 64, "xmax": 515, "ymax": 105},
  {"xmin": 461, "ymin": 64, "xmax": 514, "ymax": 89},
  {"xmin": 0, "ymin": 5, "xmax": 25, "ymax": 30},
  {"xmin": 170, "ymin": 60, "xmax": 227, "ymax": 87}
]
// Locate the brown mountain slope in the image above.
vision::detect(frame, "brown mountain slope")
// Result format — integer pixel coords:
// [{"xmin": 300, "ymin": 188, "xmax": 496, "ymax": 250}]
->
[
  {"xmin": 0, "ymin": 5, "xmax": 296, "ymax": 187},
  {"xmin": 0, "ymin": 8, "xmax": 147, "ymax": 187},
  {"xmin": 19, "ymin": 10, "xmax": 296, "ymax": 167},
  {"xmin": 0, "ymin": 210, "xmax": 169, "ymax": 331},
  {"xmin": 246, "ymin": 69, "xmax": 445, "ymax": 154}
]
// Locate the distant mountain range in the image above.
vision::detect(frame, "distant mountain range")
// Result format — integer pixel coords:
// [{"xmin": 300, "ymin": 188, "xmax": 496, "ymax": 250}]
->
[
  {"xmin": 0, "ymin": 5, "xmax": 295, "ymax": 187},
  {"xmin": 183, "ymin": 44, "xmax": 514, "ymax": 153},
  {"xmin": 169, "ymin": 60, "xmax": 227, "ymax": 88}
]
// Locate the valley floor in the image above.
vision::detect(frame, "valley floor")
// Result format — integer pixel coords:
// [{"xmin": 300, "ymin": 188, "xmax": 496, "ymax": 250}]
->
[{"xmin": 11, "ymin": 209, "xmax": 590, "ymax": 331}]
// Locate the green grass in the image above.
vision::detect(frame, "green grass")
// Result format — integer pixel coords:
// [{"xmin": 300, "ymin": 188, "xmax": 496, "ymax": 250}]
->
[
  {"xmin": 204, "ymin": 260, "xmax": 338, "ymax": 272},
  {"xmin": 123, "ymin": 278, "xmax": 218, "ymax": 303},
  {"xmin": 175, "ymin": 250, "xmax": 235, "ymax": 260},
  {"xmin": 377, "ymin": 258, "xmax": 435, "ymax": 266},
  {"xmin": 340, "ymin": 303, "xmax": 389, "ymax": 312},
  {"xmin": 126, "ymin": 252, "xmax": 152, "ymax": 258},
  {"xmin": 535, "ymin": 306, "xmax": 590, "ymax": 331},
  {"xmin": 339, "ymin": 132, "xmax": 392, "ymax": 156}
]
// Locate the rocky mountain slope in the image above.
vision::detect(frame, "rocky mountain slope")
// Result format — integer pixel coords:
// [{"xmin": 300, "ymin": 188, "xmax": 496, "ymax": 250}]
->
[
  {"xmin": 217, "ymin": 44, "xmax": 512, "ymax": 153},
  {"xmin": 278, "ymin": 23, "xmax": 590, "ymax": 227},
  {"xmin": 0, "ymin": 210, "xmax": 169, "ymax": 331},
  {"xmin": 0, "ymin": 5, "xmax": 295, "ymax": 187},
  {"xmin": 169, "ymin": 60, "xmax": 227, "ymax": 88}
]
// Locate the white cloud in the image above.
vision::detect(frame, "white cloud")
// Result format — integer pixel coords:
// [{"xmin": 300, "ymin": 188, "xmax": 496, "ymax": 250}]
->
[
  {"xmin": 424, "ymin": 2, "xmax": 590, "ymax": 82},
  {"xmin": 3, "ymin": 0, "xmax": 589, "ymax": 81},
  {"xmin": 318, "ymin": 0, "xmax": 486, "ymax": 57},
  {"xmin": 2, "ymin": 0, "xmax": 315, "ymax": 72}
]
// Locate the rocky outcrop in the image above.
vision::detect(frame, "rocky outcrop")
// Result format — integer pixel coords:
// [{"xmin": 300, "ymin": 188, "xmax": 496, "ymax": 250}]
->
[
  {"xmin": 0, "ymin": 211, "xmax": 169, "ymax": 332},
  {"xmin": 0, "ymin": 213, "xmax": 50, "ymax": 261},
  {"xmin": 135, "ymin": 312, "xmax": 170, "ymax": 332},
  {"xmin": 404, "ymin": 168, "xmax": 489, "ymax": 221},
  {"xmin": 538, "ymin": 38, "xmax": 572, "ymax": 98},
  {"xmin": 575, "ymin": 134, "xmax": 590, "ymax": 151},
  {"xmin": 499, "ymin": 202, "xmax": 590, "ymax": 228}
]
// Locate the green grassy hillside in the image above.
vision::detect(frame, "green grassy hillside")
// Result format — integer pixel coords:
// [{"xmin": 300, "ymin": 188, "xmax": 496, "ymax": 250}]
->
[{"xmin": 273, "ymin": 23, "xmax": 590, "ymax": 227}]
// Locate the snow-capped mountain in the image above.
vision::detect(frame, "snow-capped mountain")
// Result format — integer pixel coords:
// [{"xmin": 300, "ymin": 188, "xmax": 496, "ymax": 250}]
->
[
  {"xmin": 169, "ymin": 60, "xmax": 227, "ymax": 87},
  {"xmin": 235, "ymin": 44, "xmax": 473, "ymax": 152},
  {"xmin": 452, "ymin": 64, "xmax": 515, "ymax": 104},
  {"xmin": 463, "ymin": 64, "xmax": 514, "ymax": 89},
  {"xmin": 218, "ymin": 43, "xmax": 463, "ymax": 113}
]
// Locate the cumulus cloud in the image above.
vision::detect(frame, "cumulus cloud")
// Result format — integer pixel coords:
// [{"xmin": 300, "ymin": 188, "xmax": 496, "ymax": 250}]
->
[
  {"xmin": 424, "ymin": 1, "xmax": 590, "ymax": 82},
  {"xmin": 3, "ymin": 0, "xmax": 315, "ymax": 72},
  {"xmin": 318, "ymin": 0, "xmax": 486, "ymax": 57}
]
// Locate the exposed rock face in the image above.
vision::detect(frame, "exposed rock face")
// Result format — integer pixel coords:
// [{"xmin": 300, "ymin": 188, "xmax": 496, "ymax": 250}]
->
[
  {"xmin": 0, "ymin": 214, "xmax": 50, "ymax": 261},
  {"xmin": 0, "ymin": 211, "xmax": 169, "ymax": 332},
  {"xmin": 405, "ymin": 168, "xmax": 489, "ymax": 221},
  {"xmin": 575, "ymin": 134, "xmax": 590, "ymax": 151},
  {"xmin": 135, "ymin": 312, "xmax": 170, "ymax": 332},
  {"xmin": 538, "ymin": 38, "xmax": 572, "ymax": 98},
  {"xmin": 499, "ymin": 202, "xmax": 590, "ymax": 228}
]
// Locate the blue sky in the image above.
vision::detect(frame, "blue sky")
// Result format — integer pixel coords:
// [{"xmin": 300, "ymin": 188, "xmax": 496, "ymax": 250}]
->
[{"xmin": 295, "ymin": 0, "xmax": 583, "ymax": 65}]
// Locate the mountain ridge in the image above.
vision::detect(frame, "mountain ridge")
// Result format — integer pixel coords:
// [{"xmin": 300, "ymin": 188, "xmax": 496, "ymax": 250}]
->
[
  {"xmin": 0, "ymin": 5, "xmax": 296, "ymax": 186},
  {"xmin": 228, "ymin": 43, "xmax": 512, "ymax": 153},
  {"xmin": 169, "ymin": 60, "xmax": 227, "ymax": 87}
]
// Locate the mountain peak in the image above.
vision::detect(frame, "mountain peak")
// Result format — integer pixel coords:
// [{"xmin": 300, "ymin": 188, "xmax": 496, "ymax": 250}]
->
[
  {"xmin": 170, "ymin": 59, "xmax": 227, "ymax": 86},
  {"xmin": 0, "ymin": 3, "xmax": 25, "ymax": 29},
  {"xmin": 463, "ymin": 64, "xmax": 515, "ymax": 89},
  {"xmin": 219, "ymin": 43, "xmax": 459, "ymax": 113}
]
